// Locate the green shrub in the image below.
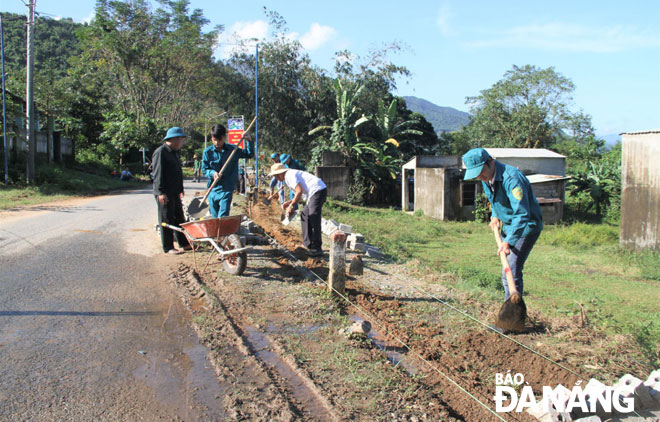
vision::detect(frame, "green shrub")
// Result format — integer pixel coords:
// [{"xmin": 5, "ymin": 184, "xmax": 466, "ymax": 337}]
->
[
  {"xmin": 473, "ymin": 193, "xmax": 490, "ymax": 222},
  {"xmin": 448, "ymin": 264, "xmax": 503, "ymax": 291}
]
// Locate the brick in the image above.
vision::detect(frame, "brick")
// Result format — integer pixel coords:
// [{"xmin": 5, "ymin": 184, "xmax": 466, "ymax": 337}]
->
[
  {"xmin": 338, "ymin": 223, "xmax": 352, "ymax": 234},
  {"xmin": 583, "ymin": 379, "xmax": 613, "ymax": 419},
  {"xmin": 645, "ymin": 370, "xmax": 660, "ymax": 404},
  {"xmin": 365, "ymin": 246, "xmax": 382, "ymax": 260},
  {"xmin": 573, "ymin": 417, "xmax": 601, "ymax": 422},
  {"xmin": 615, "ymin": 374, "xmax": 657, "ymax": 410},
  {"xmin": 349, "ymin": 233, "xmax": 365, "ymax": 243}
]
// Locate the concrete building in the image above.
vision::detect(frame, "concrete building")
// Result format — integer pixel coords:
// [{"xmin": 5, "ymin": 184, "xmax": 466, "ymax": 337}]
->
[
  {"xmin": 315, "ymin": 151, "xmax": 350, "ymax": 201},
  {"xmin": 621, "ymin": 130, "xmax": 660, "ymax": 251},
  {"xmin": 402, "ymin": 148, "xmax": 568, "ymax": 224}
]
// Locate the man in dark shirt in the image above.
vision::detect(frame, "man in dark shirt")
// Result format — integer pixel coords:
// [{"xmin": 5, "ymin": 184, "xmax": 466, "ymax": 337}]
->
[{"xmin": 152, "ymin": 127, "xmax": 191, "ymax": 255}]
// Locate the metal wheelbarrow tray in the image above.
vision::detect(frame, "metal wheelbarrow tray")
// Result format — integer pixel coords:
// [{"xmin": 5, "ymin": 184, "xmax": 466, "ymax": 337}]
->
[{"xmin": 162, "ymin": 215, "xmax": 249, "ymax": 275}]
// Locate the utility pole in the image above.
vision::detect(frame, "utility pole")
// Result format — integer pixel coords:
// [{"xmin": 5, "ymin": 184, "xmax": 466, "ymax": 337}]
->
[
  {"xmin": 26, "ymin": 1, "xmax": 36, "ymax": 184},
  {"xmin": 1, "ymin": 15, "xmax": 9, "ymax": 187}
]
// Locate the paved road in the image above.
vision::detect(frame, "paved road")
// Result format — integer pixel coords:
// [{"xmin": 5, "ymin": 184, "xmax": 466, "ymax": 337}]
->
[{"xmin": 0, "ymin": 180, "xmax": 228, "ymax": 421}]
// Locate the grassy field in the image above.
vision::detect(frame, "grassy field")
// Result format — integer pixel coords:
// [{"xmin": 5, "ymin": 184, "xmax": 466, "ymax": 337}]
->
[
  {"xmin": 324, "ymin": 200, "xmax": 660, "ymax": 363},
  {"xmin": 0, "ymin": 165, "xmax": 146, "ymax": 210}
]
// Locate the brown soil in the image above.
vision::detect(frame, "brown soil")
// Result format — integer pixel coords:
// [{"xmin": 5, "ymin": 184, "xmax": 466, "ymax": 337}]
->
[{"xmin": 171, "ymin": 195, "xmax": 652, "ymax": 421}]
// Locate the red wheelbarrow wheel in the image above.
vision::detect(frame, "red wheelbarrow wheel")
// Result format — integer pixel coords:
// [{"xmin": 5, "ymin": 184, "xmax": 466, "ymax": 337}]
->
[{"xmin": 221, "ymin": 234, "xmax": 247, "ymax": 275}]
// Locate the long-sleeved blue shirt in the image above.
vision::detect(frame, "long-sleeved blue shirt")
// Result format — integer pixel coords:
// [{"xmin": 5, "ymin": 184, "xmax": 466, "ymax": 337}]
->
[
  {"xmin": 482, "ymin": 161, "xmax": 543, "ymax": 246},
  {"xmin": 202, "ymin": 141, "xmax": 253, "ymax": 192}
]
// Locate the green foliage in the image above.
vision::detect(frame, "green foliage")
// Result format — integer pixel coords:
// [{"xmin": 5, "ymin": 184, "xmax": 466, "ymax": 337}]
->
[
  {"xmin": 473, "ymin": 193, "xmax": 490, "ymax": 222},
  {"xmin": 569, "ymin": 160, "xmax": 620, "ymax": 217},
  {"xmin": 459, "ymin": 65, "xmax": 591, "ymax": 150},
  {"xmin": 447, "ymin": 264, "xmax": 503, "ymax": 292},
  {"xmin": 541, "ymin": 222, "xmax": 619, "ymax": 248}
]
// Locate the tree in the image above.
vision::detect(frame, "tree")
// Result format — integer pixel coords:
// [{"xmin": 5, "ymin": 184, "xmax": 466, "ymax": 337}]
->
[
  {"xmin": 462, "ymin": 65, "xmax": 593, "ymax": 150},
  {"xmin": 76, "ymin": 0, "xmax": 221, "ymax": 138},
  {"xmin": 225, "ymin": 9, "xmax": 335, "ymax": 160}
]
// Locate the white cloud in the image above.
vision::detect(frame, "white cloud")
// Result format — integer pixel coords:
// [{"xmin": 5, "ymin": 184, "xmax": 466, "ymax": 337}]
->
[
  {"xmin": 466, "ymin": 22, "xmax": 659, "ymax": 53},
  {"xmin": 299, "ymin": 23, "xmax": 337, "ymax": 50},
  {"xmin": 437, "ymin": 2, "xmax": 455, "ymax": 37},
  {"xmin": 216, "ymin": 20, "xmax": 269, "ymax": 59},
  {"xmin": 81, "ymin": 10, "xmax": 94, "ymax": 24}
]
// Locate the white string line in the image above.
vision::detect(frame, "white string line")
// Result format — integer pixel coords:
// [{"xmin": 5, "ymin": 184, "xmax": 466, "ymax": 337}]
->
[
  {"xmin": 406, "ymin": 283, "xmax": 585, "ymax": 378},
  {"xmin": 259, "ymin": 231, "xmax": 509, "ymax": 422}
]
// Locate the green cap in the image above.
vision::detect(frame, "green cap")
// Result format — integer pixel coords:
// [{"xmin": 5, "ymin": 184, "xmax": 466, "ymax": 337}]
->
[{"xmin": 462, "ymin": 148, "xmax": 490, "ymax": 180}]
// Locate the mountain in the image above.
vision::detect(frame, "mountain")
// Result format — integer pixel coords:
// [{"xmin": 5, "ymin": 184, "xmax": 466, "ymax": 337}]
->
[
  {"xmin": 402, "ymin": 96, "xmax": 471, "ymax": 133},
  {"xmin": 599, "ymin": 133, "xmax": 621, "ymax": 148}
]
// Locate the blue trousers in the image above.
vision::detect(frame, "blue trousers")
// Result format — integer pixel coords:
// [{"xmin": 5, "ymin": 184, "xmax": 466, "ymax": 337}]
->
[
  {"xmin": 208, "ymin": 189, "xmax": 233, "ymax": 218},
  {"xmin": 502, "ymin": 231, "xmax": 540, "ymax": 300}
]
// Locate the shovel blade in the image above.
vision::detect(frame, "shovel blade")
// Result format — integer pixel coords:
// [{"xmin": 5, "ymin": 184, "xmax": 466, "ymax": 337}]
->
[
  {"xmin": 187, "ymin": 197, "xmax": 209, "ymax": 219},
  {"xmin": 495, "ymin": 293, "xmax": 526, "ymax": 332}
]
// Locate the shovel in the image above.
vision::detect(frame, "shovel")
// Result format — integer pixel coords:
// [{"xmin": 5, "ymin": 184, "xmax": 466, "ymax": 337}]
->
[
  {"xmin": 262, "ymin": 186, "xmax": 285, "ymax": 206},
  {"xmin": 493, "ymin": 226, "xmax": 527, "ymax": 332},
  {"xmin": 187, "ymin": 116, "xmax": 257, "ymax": 219},
  {"xmin": 281, "ymin": 209, "xmax": 297, "ymax": 226}
]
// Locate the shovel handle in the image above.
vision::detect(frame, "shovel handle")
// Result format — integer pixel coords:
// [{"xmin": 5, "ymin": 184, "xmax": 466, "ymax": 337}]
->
[
  {"xmin": 492, "ymin": 225, "xmax": 519, "ymax": 296},
  {"xmin": 200, "ymin": 116, "xmax": 258, "ymax": 203},
  {"xmin": 268, "ymin": 185, "xmax": 285, "ymax": 200}
]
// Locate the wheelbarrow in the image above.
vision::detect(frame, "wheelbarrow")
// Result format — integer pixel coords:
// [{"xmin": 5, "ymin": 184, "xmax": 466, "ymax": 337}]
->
[{"xmin": 161, "ymin": 215, "xmax": 249, "ymax": 275}]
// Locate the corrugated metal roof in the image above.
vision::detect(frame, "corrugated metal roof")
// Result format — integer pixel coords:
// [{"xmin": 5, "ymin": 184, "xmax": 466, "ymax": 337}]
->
[
  {"xmin": 527, "ymin": 174, "xmax": 571, "ymax": 184},
  {"xmin": 484, "ymin": 148, "xmax": 565, "ymax": 159},
  {"xmin": 620, "ymin": 130, "xmax": 660, "ymax": 135}
]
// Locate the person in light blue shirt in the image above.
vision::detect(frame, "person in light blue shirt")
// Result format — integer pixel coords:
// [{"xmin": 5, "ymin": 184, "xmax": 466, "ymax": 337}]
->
[
  {"xmin": 269, "ymin": 153, "xmax": 285, "ymax": 204},
  {"xmin": 462, "ymin": 148, "xmax": 543, "ymax": 300},
  {"xmin": 202, "ymin": 124, "xmax": 253, "ymax": 217}
]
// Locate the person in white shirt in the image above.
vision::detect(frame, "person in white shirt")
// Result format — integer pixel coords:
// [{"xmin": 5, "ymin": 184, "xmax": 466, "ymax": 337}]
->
[{"xmin": 268, "ymin": 163, "xmax": 327, "ymax": 257}]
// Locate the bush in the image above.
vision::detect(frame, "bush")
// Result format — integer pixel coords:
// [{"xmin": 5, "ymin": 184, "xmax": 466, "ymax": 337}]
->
[{"xmin": 473, "ymin": 193, "xmax": 490, "ymax": 222}]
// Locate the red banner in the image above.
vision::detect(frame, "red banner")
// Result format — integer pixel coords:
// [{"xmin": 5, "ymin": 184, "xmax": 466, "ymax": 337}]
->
[{"xmin": 227, "ymin": 116, "xmax": 244, "ymax": 145}]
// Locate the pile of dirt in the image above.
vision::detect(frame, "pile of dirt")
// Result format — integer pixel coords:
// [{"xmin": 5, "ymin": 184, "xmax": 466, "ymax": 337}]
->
[
  {"xmin": 349, "ymin": 286, "xmax": 583, "ymax": 422},
  {"xmin": 250, "ymin": 197, "xmax": 326, "ymax": 274}
]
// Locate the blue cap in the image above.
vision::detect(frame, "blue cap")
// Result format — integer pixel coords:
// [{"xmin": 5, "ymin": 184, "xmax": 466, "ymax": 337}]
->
[
  {"xmin": 270, "ymin": 153, "xmax": 279, "ymax": 159},
  {"xmin": 164, "ymin": 127, "xmax": 187, "ymax": 140},
  {"xmin": 462, "ymin": 148, "xmax": 490, "ymax": 180},
  {"xmin": 279, "ymin": 154, "xmax": 291, "ymax": 163}
]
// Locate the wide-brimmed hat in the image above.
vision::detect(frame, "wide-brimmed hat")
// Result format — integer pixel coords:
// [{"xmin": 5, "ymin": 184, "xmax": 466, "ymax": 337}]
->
[
  {"xmin": 462, "ymin": 148, "xmax": 490, "ymax": 180},
  {"xmin": 164, "ymin": 127, "xmax": 187, "ymax": 140},
  {"xmin": 279, "ymin": 153, "xmax": 291, "ymax": 163},
  {"xmin": 268, "ymin": 163, "xmax": 288, "ymax": 176}
]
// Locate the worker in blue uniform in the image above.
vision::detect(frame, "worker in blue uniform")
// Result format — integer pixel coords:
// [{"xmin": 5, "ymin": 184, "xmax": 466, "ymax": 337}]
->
[
  {"xmin": 462, "ymin": 148, "xmax": 543, "ymax": 300},
  {"xmin": 202, "ymin": 124, "xmax": 253, "ymax": 217},
  {"xmin": 269, "ymin": 153, "xmax": 285, "ymax": 204}
]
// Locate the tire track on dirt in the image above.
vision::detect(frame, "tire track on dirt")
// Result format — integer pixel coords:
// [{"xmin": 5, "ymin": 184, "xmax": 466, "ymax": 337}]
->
[{"xmin": 172, "ymin": 264, "xmax": 340, "ymax": 421}]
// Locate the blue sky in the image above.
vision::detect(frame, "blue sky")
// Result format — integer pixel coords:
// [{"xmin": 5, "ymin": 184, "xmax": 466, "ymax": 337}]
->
[{"xmin": 2, "ymin": 0, "xmax": 659, "ymax": 136}]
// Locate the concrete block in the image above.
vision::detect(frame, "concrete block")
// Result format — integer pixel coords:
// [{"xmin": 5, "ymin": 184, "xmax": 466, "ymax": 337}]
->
[
  {"xmin": 645, "ymin": 370, "xmax": 660, "ymax": 403},
  {"xmin": 338, "ymin": 223, "xmax": 352, "ymax": 234},
  {"xmin": 615, "ymin": 374, "xmax": 657, "ymax": 410},
  {"xmin": 349, "ymin": 233, "xmax": 365, "ymax": 243},
  {"xmin": 328, "ymin": 219, "xmax": 340, "ymax": 229},
  {"xmin": 584, "ymin": 378, "xmax": 613, "ymax": 419},
  {"xmin": 573, "ymin": 417, "xmax": 601, "ymax": 422},
  {"xmin": 365, "ymin": 246, "xmax": 382, "ymax": 260}
]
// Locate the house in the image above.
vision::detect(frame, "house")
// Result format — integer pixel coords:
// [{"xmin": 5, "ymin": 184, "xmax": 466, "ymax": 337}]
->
[
  {"xmin": 620, "ymin": 130, "xmax": 660, "ymax": 251},
  {"xmin": 402, "ymin": 148, "xmax": 569, "ymax": 224}
]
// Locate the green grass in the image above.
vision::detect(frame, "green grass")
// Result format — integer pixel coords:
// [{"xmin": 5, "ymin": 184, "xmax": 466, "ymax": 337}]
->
[
  {"xmin": 0, "ymin": 164, "xmax": 146, "ymax": 210},
  {"xmin": 324, "ymin": 200, "xmax": 660, "ymax": 362}
]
